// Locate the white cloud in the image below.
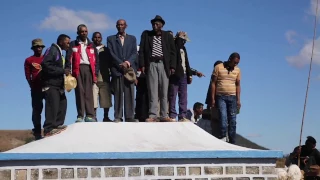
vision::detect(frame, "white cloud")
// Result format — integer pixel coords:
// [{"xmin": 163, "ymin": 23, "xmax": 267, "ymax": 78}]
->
[
  {"xmin": 285, "ymin": 0, "xmax": 320, "ymax": 68},
  {"xmin": 286, "ymin": 37, "xmax": 320, "ymax": 67},
  {"xmin": 39, "ymin": 6, "xmax": 114, "ymax": 32},
  {"xmin": 309, "ymin": 0, "xmax": 320, "ymax": 17},
  {"xmin": 285, "ymin": 30, "xmax": 297, "ymax": 44}
]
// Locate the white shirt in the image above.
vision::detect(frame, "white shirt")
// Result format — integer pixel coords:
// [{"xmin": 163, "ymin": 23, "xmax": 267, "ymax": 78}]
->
[
  {"xmin": 180, "ymin": 49, "xmax": 186, "ymax": 73},
  {"xmin": 79, "ymin": 39, "xmax": 90, "ymax": 65},
  {"xmin": 186, "ymin": 109, "xmax": 202, "ymax": 123}
]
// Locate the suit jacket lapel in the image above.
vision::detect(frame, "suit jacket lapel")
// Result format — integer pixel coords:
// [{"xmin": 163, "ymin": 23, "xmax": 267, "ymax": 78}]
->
[
  {"xmin": 122, "ymin": 35, "xmax": 128, "ymax": 57},
  {"xmin": 148, "ymin": 33, "xmax": 153, "ymax": 49},
  {"xmin": 115, "ymin": 35, "xmax": 122, "ymax": 47},
  {"xmin": 161, "ymin": 31, "xmax": 166, "ymax": 54}
]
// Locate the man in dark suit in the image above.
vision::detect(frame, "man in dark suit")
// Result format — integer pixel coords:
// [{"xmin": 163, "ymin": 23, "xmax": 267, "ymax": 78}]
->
[
  {"xmin": 107, "ymin": 19, "xmax": 137, "ymax": 122},
  {"xmin": 138, "ymin": 15, "xmax": 176, "ymax": 122}
]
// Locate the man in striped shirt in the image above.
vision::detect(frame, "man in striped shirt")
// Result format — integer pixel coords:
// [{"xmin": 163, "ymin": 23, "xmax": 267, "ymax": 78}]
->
[
  {"xmin": 138, "ymin": 15, "xmax": 176, "ymax": 122},
  {"xmin": 211, "ymin": 52, "xmax": 241, "ymax": 144}
]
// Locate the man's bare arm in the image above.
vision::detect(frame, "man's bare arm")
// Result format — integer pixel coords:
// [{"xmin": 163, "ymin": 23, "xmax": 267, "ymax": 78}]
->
[{"xmin": 236, "ymin": 79, "xmax": 241, "ymax": 102}]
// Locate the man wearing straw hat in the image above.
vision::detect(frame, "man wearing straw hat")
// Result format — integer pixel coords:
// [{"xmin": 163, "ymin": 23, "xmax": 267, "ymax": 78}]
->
[
  {"xmin": 167, "ymin": 31, "xmax": 205, "ymax": 122},
  {"xmin": 24, "ymin": 38, "xmax": 46, "ymax": 140}
]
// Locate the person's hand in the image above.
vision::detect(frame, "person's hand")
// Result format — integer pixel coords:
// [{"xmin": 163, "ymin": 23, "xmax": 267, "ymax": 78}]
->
[
  {"xmin": 65, "ymin": 69, "xmax": 71, "ymax": 75},
  {"xmin": 196, "ymin": 71, "xmax": 205, "ymax": 77},
  {"xmin": 292, "ymin": 146, "xmax": 301, "ymax": 157},
  {"xmin": 119, "ymin": 62, "xmax": 129, "ymax": 69},
  {"xmin": 237, "ymin": 100, "xmax": 241, "ymax": 109},
  {"xmin": 211, "ymin": 100, "xmax": 215, "ymax": 108},
  {"xmin": 188, "ymin": 77, "xmax": 192, "ymax": 84},
  {"xmin": 170, "ymin": 68, "xmax": 175, "ymax": 75},
  {"xmin": 303, "ymin": 157, "xmax": 309, "ymax": 165},
  {"xmin": 296, "ymin": 146, "xmax": 302, "ymax": 154},
  {"xmin": 134, "ymin": 79, "xmax": 138, "ymax": 86}
]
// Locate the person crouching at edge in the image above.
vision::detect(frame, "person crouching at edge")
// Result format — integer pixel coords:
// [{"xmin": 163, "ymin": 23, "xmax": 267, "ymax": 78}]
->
[{"xmin": 41, "ymin": 34, "xmax": 71, "ymax": 137}]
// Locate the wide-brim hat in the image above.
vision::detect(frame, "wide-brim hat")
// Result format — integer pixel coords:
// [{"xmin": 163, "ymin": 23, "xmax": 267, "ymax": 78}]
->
[
  {"xmin": 65, "ymin": 74, "xmax": 77, "ymax": 92},
  {"xmin": 124, "ymin": 67, "xmax": 137, "ymax": 83},
  {"xmin": 31, "ymin": 38, "xmax": 45, "ymax": 49},
  {"xmin": 176, "ymin": 31, "xmax": 191, "ymax": 42},
  {"xmin": 151, "ymin": 15, "xmax": 165, "ymax": 25}
]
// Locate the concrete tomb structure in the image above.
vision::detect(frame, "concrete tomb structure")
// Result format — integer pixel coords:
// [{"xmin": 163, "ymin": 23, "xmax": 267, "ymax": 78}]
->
[{"xmin": 0, "ymin": 123, "xmax": 283, "ymax": 179}]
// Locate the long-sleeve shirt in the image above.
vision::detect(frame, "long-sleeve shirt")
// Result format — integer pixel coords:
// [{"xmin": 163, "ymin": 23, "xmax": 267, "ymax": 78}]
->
[{"xmin": 24, "ymin": 56, "xmax": 43, "ymax": 90}]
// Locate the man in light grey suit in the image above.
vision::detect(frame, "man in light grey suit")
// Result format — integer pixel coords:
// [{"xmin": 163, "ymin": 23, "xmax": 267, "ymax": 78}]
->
[{"xmin": 107, "ymin": 19, "xmax": 137, "ymax": 122}]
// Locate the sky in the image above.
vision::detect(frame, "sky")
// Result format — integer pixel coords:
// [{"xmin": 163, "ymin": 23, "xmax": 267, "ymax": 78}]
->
[{"xmin": 0, "ymin": 0, "xmax": 319, "ymax": 154}]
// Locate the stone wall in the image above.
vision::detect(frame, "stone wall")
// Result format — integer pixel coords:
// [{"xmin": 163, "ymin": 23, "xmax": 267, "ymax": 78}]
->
[{"xmin": 0, "ymin": 164, "xmax": 277, "ymax": 180}]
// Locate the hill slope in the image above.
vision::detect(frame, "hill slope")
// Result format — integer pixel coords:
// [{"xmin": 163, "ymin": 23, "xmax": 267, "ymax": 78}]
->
[
  {"xmin": 0, "ymin": 129, "xmax": 268, "ymax": 152},
  {"xmin": 235, "ymin": 134, "xmax": 268, "ymax": 150}
]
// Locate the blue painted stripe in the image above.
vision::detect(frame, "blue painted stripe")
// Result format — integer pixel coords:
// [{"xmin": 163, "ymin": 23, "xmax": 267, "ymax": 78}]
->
[{"xmin": 0, "ymin": 150, "xmax": 283, "ymax": 161}]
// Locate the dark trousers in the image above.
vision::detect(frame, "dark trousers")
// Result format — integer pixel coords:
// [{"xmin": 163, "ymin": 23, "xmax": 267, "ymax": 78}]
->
[
  {"xmin": 216, "ymin": 95, "xmax": 237, "ymax": 144},
  {"xmin": 31, "ymin": 89, "xmax": 44, "ymax": 135},
  {"xmin": 168, "ymin": 75, "xmax": 188, "ymax": 119},
  {"xmin": 43, "ymin": 87, "xmax": 67, "ymax": 133},
  {"xmin": 134, "ymin": 77, "xmax": 149, "ymax": 122},
  {"xmin": 75, "ymin": 65, "xmax": 94, "ymax": 118},
  {"xmin": 112, "ymin": 76, "xmax": 135, "ymax": 120}
]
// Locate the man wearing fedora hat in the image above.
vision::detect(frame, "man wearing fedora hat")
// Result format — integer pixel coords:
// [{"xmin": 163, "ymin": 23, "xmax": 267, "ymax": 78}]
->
[
  {"xmin": 107, "ymin": 19, "xmax": 137, "ymax": 122},
  {"xmin": 138, "ymin": 15, "xmax": 176, "ymax": 122},
  {"xmin": 24, "ymin": 38, "xmax": 46, "ymax": 140}
]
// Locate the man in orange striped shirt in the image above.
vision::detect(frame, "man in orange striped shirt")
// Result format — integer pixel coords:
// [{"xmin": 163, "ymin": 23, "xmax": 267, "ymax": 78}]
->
[{"xmin": 211, "ymin": 52, "xmax": 241, "ymax": 144}]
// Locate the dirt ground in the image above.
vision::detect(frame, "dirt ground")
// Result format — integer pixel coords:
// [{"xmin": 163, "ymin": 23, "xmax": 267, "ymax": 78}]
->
[{"xmin": 0, "ymin": 130, "xmax": 34, "ymax": 152}]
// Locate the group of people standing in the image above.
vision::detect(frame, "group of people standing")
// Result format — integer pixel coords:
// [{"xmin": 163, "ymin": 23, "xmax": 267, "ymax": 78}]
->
[{"xmin": 24, "ymin": 15, "xmax": 242, "ymax": 144}]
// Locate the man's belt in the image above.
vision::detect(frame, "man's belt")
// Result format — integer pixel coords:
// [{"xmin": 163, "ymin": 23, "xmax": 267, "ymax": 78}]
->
[{"xmin": 149, "ymin": 56, "xmax": 163, "ymax": 63}]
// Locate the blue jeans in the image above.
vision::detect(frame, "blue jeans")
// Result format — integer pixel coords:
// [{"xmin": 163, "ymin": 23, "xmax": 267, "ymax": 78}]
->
[{"xmin": 216, "ymin": 95, "xmax": 237, "ymax": 144}]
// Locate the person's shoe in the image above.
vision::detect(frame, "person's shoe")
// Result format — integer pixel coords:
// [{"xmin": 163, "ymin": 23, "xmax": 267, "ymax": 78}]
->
[
  {"xmin": 103, "ymin": 117, "xmax": 112, "ymax": 122},
  {"xmin": 160, "ymin": 117, "xmax": 176, "ymax": 122},
  {"xmin": 220, "ymin": 137, "xmax": 227, "ymax": 142},
  {"xmin": 75, "ymin": 117, "xmax": 84, "ymax": 123},
  {"xmin": 57, "ymin": 125, "xmax": 67, "ymax": 130},
  {"xmin": 178, "ymin": 118, "xmax": 191, "ymax": 122},
  {"xmin": 44, "ymin": 129, "xmax": 62, "ymax": 138},
  {"xmin": 84, "ymin": 117, "xmax": 96, "ymax": 122},
  {"xmin": 34, "ymin": 134, "xmax": 43, "ymax": 140},
  {"xmin": 113, "ymin": 119, "xmax": 123, "ymax": 122},
  {"xmin": 125, "ymin": 118, "xmax": 139, "ymax": 122},
  {"xmin": 145, "ymin": 118, "xmax": 158, "ymax": 122}
]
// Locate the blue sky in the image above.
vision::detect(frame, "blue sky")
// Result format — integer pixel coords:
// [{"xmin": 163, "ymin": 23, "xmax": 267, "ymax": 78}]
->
[{"xmin": 0, "ymin": 0, "xmax": 319, "ymax": 154}]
